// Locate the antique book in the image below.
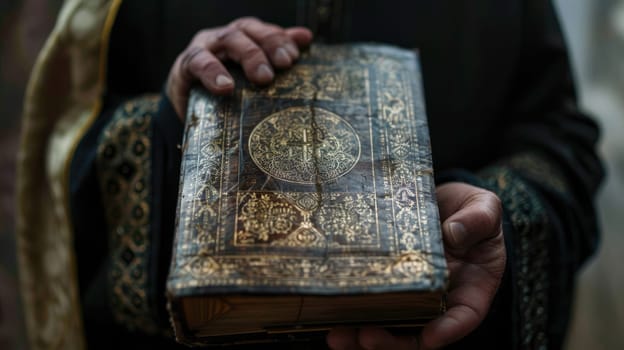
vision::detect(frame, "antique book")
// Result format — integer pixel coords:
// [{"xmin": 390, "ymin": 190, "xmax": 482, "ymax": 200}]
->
[{"xmin": 167, "ymin": 43, "xmax": 448, "ymax": 346}]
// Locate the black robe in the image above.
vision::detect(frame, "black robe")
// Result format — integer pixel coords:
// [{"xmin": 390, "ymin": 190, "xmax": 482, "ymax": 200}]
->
[{"xmin": 69, "ymin": 1, "xmax": 604, "ymax": 349}]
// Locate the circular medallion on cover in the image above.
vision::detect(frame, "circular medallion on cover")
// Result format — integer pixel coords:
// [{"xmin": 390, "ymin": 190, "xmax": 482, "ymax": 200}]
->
[{"xmin": 249, "ymin": 107, "xmax": 361, "ymax": 184}]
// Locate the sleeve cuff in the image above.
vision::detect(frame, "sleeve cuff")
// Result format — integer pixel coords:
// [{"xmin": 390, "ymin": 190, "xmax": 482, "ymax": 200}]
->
[{"xmin": 154, "ymin": 89, "xmax": 184, "ymax": 148}]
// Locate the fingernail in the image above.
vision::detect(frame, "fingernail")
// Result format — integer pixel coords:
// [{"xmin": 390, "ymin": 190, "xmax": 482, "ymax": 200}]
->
[
  {"xmin": 284, "ymin": 43, "xmax": 299, "ymax": 58},
  {"xmin": 256, "ymin": 64, "xmax": 274, "ymax": 81},
  {"xmin": 274, "ymin": 47, "xmax": 292, "ymax": 66},
  {"xmin": 215, "ymin": 74, "xmax": 233, "ymax": 87},
  {"xmin": 448, "ymin": 222, "xmax": 467, "ymax": 247}
]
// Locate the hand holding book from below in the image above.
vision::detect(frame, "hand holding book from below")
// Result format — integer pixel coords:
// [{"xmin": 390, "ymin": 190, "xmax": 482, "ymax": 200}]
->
[{"xmin": 327, "ymin": 182, "xmax": 505, "ymax": 350}]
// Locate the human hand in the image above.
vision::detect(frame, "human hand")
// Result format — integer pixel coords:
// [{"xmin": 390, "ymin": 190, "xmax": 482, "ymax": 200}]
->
[
  {"xmin": 166, "ymin": 17, "xmax": 313, "ymax": 119},
  {"xmin": 326, "ymin": 182, "xmax": 506, "ymax": 349}
]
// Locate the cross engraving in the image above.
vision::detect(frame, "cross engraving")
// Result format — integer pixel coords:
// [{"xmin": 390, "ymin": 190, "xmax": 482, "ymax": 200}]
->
[
  {"xmin": 249, "ymin": 106, "xmax": 360, "ymax": 184},
  {"xmin": 288, "ymin": 127, "xmax": 317, "ymax": 162}
]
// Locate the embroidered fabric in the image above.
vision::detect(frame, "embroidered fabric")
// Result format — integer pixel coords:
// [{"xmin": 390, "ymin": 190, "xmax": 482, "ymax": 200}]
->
[
  {"xmin": 479, "ymin": 163, "xmax": 551, "ymax": 349},
  {"xmin": 96, "ymin": 96, "xmax": 160, "ymax": 334}
]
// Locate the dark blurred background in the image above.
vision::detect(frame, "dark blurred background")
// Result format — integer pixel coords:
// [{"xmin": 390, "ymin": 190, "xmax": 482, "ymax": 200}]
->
[
  {"xmin": 559, "ymin": 1, "xmax": 624, "ymax": 349},
  {"xmin": 0, "ymin": 1, "xmax": 622, "ymax": 349}
]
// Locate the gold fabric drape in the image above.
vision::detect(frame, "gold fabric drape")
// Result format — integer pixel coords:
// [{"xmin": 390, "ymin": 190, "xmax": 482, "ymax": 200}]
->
[{"xmin": 16, "ymin": 0, "xmax": 122, "ymax": 349}]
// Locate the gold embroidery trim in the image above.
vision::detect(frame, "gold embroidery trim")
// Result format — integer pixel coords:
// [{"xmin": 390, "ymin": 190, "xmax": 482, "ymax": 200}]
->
[
  {"xmin": 57, "ymin": 0, "xmax": 122, "ymax": 347},
  {"xmin": 97, "ymin": 96, "xmax": 160, "ymax": 334},
  {"xmin": 479, "ymin": 167, "xmax": 549, "ymax": 348},
  {"xmin": 63, "ymin": 0, "xmax": 123, "ymax": 246},
  {"xmin": 504, "ymin": 152, "xmax": 570, "ymax": 195}
]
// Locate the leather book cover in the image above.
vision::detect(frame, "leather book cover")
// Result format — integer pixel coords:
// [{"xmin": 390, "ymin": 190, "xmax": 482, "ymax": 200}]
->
[{"xmin": 167, "ymin": 43, "xmax": 448, "ymax": 346}]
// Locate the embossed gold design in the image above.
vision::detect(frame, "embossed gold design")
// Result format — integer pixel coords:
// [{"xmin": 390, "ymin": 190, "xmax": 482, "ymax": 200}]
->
[
  {"xmin": 169, "ymin": 45, "xmax": 444, "ymax": 293},
  {"xmin": 97, "ymin": 96, "xmax": 160, "ymax": 334},
  {"xmin": 249, "ymin": 107, "xmax": 360, "ymax": 184},
  {"xmin": 234, "ymin": 192, "xmax": 377, "ymax": 247},
  {"xmin": 265, "ymin": 65, "xmax": 368, "ymax": 102},
  {"xmin": 182, "ymin": 254, "xmax": 430, "ymax": 284}
]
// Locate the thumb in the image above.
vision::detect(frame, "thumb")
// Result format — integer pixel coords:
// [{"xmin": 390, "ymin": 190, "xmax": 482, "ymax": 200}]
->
[{"xmin": 436, "ymin": 183, "xmax": 502, "ymax": 253}]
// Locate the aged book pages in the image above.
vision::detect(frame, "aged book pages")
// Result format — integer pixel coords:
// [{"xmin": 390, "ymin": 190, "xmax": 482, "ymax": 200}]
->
[{"xmin": 167, "ymin": 43, "xmax": 448, "ymax": 346}]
